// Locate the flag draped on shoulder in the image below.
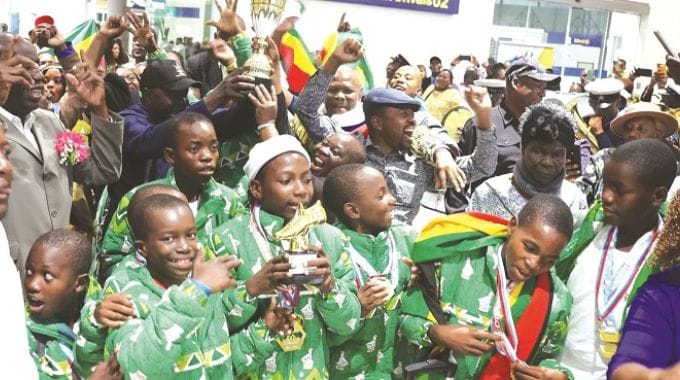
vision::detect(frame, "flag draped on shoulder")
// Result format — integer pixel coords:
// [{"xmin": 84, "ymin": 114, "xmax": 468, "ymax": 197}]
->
[{"xmin": 411, "ymin": 212, "xmax": 508, "ymax": 264}]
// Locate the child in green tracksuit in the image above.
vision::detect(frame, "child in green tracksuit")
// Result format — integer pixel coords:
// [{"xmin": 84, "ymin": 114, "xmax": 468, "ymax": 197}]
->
[
  {"xmin": 98, "ymin": 112, "xmax": 244, "ymax": 279},
  {"xmin": 25, "ymin": 229, "xmax": 105, "ymax": 379},
  {"xmin": 322, "ymin": 164, "xmax": 418, "ymax": 379},
  {"xmin": 103, "ymin": 193, "xmax": 280, "ymax": 378},
  {"xmin": 208, "ymin": 134, "xmax": 361, "ymax": 379}
]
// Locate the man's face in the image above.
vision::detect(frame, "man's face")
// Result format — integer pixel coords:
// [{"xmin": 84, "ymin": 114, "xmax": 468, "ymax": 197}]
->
[
  {"xmin": 0, "ymin": 130, "xmax": 13, "ymax": 218},
  {"xmin": 251, "ymin": 153, "xmax": 314, "ymax": 223},
  {"xmin": 389, "ymin": 66, "xmax": 422, "ymax": 97},
  {"xmin": 601, "ymin": 159, "xmax": 661, "ymax": 228},
  {"xmin": 132, "ymin": 38, "xmax": 147, "ymax": 60},
  {"xmin": 512, "ymin": 76, "xmax": 547, "ymax": 108},
  {"xmin": 25, "ymin": 243, "xmax": 84, "ymax": 322},
  {"xmin": 613, "ymin": 60, "xmax": 626, "ymax": 74},
  {"xmin": 166, "ymin": 121, "xmax": 219, "ymax": 184},
  {"xmin": 429, "ymin": 59, "xmax": 442, "ymax": 77},
  {"xmin": 324, "ymin": 69, "xmax": 361, "ymax": 115},
  {"xmin": 116, "ymin": 67, "xmax": 140, "ymax": 92},
  {"xmin": 38, "ymin": 52, "xmax": 55, "ymax": 66},
  {"xmin": 6, "ymin": 66, "xmax": 45, "ymax": 116},
  {"xmin": 522, "ymin": 141, "xmax": 566, "ymax": 186},
  {"xmin": 620, "ymin": 117, "xmax": 660, "ymax": 143},
  {"xmin": 143, "ymin": 87, "xmax": 188, "ymax": 121},
  {"xmin": 503, "ymin": 218, "xmax": 567, "ymax": 283},
  {"xmin": 311, "ymin": 133, "xmax": 360, "ymax": 177},
  {"xmin": 137, "ymin": 206, "xmax": 199, "ymax": 288},
  {"xmin": 372, "ymin": 106, "xmax": 416, "ymax": 151}
]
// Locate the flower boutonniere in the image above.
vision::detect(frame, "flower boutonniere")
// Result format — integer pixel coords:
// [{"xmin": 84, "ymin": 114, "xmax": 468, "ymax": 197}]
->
[{"xmin": 55, "ymin": 131, "xmax": 90, "ymax": 166}]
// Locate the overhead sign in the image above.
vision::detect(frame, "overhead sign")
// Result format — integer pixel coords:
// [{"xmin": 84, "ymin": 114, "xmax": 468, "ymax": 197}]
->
[{"xmin": 323, "ymin": 0, "xmax": 460, "ymax": 15}]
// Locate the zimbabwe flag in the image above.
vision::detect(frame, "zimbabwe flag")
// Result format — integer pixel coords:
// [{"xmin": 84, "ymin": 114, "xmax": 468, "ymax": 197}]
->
[
  {"xmin": 65, "ymin": 19, "xmax": 99, "ymax": 54},
  {"xmin": 279, "ymin": 27, "xmax": 317, "ymax": 95}
]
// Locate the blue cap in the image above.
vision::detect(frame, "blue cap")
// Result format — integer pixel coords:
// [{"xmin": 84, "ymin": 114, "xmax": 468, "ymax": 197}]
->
[{"xmin": 362, "ymin": 88, "xmax": 421, "ymax": 117}]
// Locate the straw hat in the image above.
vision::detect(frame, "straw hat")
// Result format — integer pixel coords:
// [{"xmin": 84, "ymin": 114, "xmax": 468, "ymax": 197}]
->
[{"xmin": 611, "ymin": 102, "xmax": 678, "ymax": 138}]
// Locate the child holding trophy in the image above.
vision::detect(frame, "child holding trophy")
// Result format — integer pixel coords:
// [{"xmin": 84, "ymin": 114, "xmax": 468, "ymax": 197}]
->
[
  {"xmin": 208, "ymin": 134, "xmax": 361, "ymax": 378},
  {"xmin": 322, "ymin": 164, "xmax": 418, "ymax": 378}
]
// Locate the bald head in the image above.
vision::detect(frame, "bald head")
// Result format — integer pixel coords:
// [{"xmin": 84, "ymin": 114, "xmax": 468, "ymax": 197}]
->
[
  {"xmin": 388, "ymin": 65, "xmax": 422, "ymax": 97},
  {"xmin": 325, "ymin": 66, "xmax": 363, "ymax": 115},
  {"xmin": 0, "ymin": 33, "xmax": 38, "ymax": 62}
]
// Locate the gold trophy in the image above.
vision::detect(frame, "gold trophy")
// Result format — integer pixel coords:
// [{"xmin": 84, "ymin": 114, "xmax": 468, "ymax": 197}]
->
[
  {"xmin": 246, "ymin": 0, "xmax": 287, "ymax": 83},
  {"xmin": 274, "ymin": 201, "xmax": 327, "ymax": 285}
]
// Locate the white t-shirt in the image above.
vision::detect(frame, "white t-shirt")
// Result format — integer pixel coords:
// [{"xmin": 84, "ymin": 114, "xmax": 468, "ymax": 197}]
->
[
  {"xmin": 0, "ymin": 222, "xmax": 38, "ymax": 378},
  {"xmin": 559, "ymin": 223, "xmax": 660, "ymax": 379}
]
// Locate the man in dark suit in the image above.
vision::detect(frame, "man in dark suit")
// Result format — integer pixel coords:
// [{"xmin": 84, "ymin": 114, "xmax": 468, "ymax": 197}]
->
[{"xmin": 186, "ymin": 37, "xmax": 231, "ymax": 92}]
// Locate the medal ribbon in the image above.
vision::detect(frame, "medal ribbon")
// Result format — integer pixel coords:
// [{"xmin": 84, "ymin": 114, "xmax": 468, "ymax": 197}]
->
[
  {"xmin": 347, "ymin": 231, "xmax": 399, "ymax": 290},
  {"xmin": 595, "ymin": 226, "xmax": 658, "ymax": 321},
  {"xmin": 493, "ymin": 249, "xmax": 519, "ymax": 362},
  {"xmin": 249, "ymin": 203, "xmax": 301, "ymax": 308}
]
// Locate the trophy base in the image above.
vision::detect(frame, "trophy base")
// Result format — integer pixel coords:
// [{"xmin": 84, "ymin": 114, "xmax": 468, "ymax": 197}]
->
[{"xmin": 281, "ymin": 252, "xmax": 324, "ymax": 286}]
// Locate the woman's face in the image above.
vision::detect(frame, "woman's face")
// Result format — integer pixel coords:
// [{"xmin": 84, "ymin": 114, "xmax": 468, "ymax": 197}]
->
[
  {"xmin": 112, "ymin": 42, "xmax": 121, "ymax": 59},
  {"xmin": 522, "ymin": 140, "xmax": 567, "ymax": 186},
  {"xmin": 44, "ymin": 68, "xmax": 64, "ymax": 103},
  {"xmin": 434, "ymin": 70, "xmax": 452, "ymax": 91}
]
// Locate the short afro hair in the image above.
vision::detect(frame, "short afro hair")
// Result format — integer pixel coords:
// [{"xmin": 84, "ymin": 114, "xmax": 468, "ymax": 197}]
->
[
  {"xmin": 128, "ymin": 184, "xmax": 185, "ymax": 237},
  {"xmin": 519, "ymin": 101, "xmax": 576, "ymax": 150},
  {"xmin": 129, "ymin": 193, "xmax": 192, "ymax": 241},
  {"xmin": 608, "ymin": 138, "xmax": 677, "ymax": 190},
  {"xmin": 32, "ymin": 229, "xmax": 92, "ymax": 276},
  {"xmin": 517, "ymin": 194, "xmax": 574, "ymax": 241},
  {"xmin": 164, "ymin": 111, "xmax": 213, "ymax": 149},
  {"xmin": 323, "ymin": 164, "xmax": 377, "ymax": 226}
]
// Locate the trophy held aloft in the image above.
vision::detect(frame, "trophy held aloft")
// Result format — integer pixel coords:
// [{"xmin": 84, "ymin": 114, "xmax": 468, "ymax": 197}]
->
[
  {"xmin": 246, "ymin": 0, "xmax": 287, "ymax": 87},
  {"xmin": 274, "ymin": 201, "xmax": 327, "ymax": 285}
]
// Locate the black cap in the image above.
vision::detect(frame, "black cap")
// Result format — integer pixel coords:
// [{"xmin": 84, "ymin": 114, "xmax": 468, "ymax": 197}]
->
[
  {"xmin": 506, "ymin": 59, "xmax": 560, "ymax": 85},
  {"xmin": 363, "ymin": 88, "xmax": 421, "ymax": 117},
  {"xmin": 140, "ymin": 60, "xmax": 199, "ymax": 91}
]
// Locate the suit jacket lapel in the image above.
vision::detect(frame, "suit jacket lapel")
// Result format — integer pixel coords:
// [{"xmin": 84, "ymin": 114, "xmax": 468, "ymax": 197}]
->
[{"xmin": 3, "ymin": 115, "xmax": 43, "ymax": 163}]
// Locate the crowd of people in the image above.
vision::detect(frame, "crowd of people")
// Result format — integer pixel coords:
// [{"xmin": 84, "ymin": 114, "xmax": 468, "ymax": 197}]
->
[{"xmin": 2, "ymin": 3, "xmax": 680, "ymax": 379}]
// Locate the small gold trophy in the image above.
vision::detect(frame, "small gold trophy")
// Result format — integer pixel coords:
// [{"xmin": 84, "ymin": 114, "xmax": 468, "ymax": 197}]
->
[
  {"xmin": 246, "ymin": 0, "xmax": 287, "ymax": 83},
  {"xmin": 274, "ymin": 201, "xmax": 327, "ymax": 285}
]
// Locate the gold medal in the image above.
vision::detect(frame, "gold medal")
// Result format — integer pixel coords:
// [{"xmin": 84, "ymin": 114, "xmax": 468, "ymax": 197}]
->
[
  {"xmin": 598, "ymin": 324, "xmax": 621, "ymax": 360},
  {"xmin": 598, "ymin": 342, "xmax": 618, "ymax": 360},
  {"xmin": 276, "ymin": 314, "xmax": 306, "ymax": 352}
]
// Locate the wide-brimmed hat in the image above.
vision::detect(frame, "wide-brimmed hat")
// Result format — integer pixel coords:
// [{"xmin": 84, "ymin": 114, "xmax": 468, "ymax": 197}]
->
[{"xmin": 611, "ymin": 102, "xmax": 678, "ymax": 138}]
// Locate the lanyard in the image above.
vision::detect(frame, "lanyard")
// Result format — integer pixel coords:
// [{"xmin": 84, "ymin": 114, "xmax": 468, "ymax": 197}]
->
[
  {"xmin": 249, "ymin": 203, "xmax": 300, "ymax": 307},
  {"xmin": 493, "ymin": 249, "xmax": 519, "ymax": 362},
  {"xmin": 595, "ymin": 226, "xmax": 657, "ymax": 321},
  {"xmin": 347, "ymin": 231, "xmax": 399, "ymax": 290}
]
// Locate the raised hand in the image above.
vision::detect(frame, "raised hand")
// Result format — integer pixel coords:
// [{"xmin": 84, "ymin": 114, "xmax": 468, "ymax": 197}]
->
[
  {"xmin": 65, "ymin": 60, "xmax": 107, "ymax": 116},
  {"xmin": 94, "ymin": 293, "xmax": 136, "ymax": 328},
  {"xmin": 191, "ymin": 248, "xmax": 242, "ymax": 293},
  {"xmin": 331, "ymin": 38, "xmax": 363, "ymax": 65},
  {"xmin": 206, "ymin": 0, "xmax": 245, "ymax": 37},
  {"xmin": 245, "ymin": 255, "xmax": 292, "ymax": 298},
  {"xmin": 263, "ymin": 297, "xmax": 295, "ymax": 336},
  {"xmin": 125, "ymin": 11, "xmax": 157, "ymax": 52},
  {"xmin": 98, "ymin": 15, "xmax": 130, "ymax": 39},
  {"xmin": 249, "ymin": 84, "xmax": 278, "ymax": 126},
  {"xmin": 465, "ymin": 85, "xmax": 493, "ymax": 130},
  {"xmin": 337, "ymin": 12, "xmax": 351, "ymax": 33},
  {"xmin": 428, "ymin": 323, "xmax": 500, "ymax": 356},
  {"xmin": 205, "ymin": 66, "xmax": 256, "ymax": 112},
  {"xmin": 0, "ymin": 36, "xmax": 35, "ymax": 105},
  {"xmin": 208, "ymin": 38, "xmax": 236, "ymax": 66},
  {"xmin": 46, "ymin": 25, "xmax": 66, "ymax": 51}
]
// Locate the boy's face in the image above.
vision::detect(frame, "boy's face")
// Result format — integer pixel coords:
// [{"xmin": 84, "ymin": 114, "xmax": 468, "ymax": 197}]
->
[
  {"xmin": 311, "ymin": 134, "xmax": 357, "ymax": 177},
  {"xmin": 165, "ymin": 121, "xmax": 219, "ymax": 184},
  {"xmin": 25, "ymin": 243, "xmax": 85, "ymax": 322},
  {"xmin": 372, "ymin": 106, "xmax": 416, "ymax": 152},
  {"xmin": 602, "ymin": 160, "xmax": 664, "ymax": 227},
  {"xmin": 347, "ymin": 168, "xmax": 396, "ymax": 235},
  {"xmin": 137, "ymin": 206, "xmax": 199, "ymax": 287},
  {"xmin": 251, "ymin": 153, "xmax": 313, "ymax": 222},
  {"xmin": 503, "ymin": 218, "xmax": 567, "ymax": 283}
]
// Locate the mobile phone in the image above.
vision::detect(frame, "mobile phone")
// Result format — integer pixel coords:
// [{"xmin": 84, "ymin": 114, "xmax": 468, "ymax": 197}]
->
[
  {"xmin": 637, "ymin": 68, "xmax": 653, "ymax": 77},
  {"xmin": 567, "ymin": 144, "xmax": 582, "ymax": 173},
  {"xmin": 458, "ymin": 55, "xmax": 471, "ymax": 62}
]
